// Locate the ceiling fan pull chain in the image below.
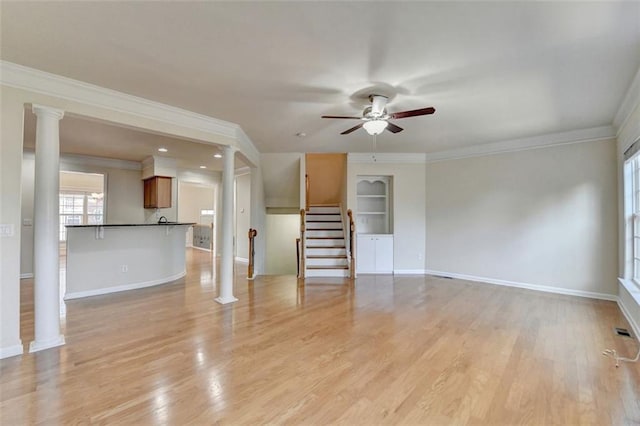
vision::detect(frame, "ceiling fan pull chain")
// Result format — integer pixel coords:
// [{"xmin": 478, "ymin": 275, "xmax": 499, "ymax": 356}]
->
[{"xmin": 372, "ymin": 134, "xmax": 377, "ymax": 162}]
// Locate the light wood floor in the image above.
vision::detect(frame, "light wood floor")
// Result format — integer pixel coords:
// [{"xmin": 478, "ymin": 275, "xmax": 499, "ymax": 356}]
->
[{"xmin": 1, "ymin": 249, "xmax": 639, "ymax": 425}]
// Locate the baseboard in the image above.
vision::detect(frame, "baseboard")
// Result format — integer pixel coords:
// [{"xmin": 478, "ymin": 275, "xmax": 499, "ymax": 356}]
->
[
  {"xmin": 394, "ymin": 269, "xmax": 427, "ymax": 275},
  {"xmin": 20, "ymin": 273, "xmax": 33, "ymax": 279},
  {"xmin": 235, "ymin": 257, "xmax": 249, "ymax": 264},
  {"xmin": 64, "ymin": 270, "xmax": 186, "ymax": 300},
  {"xmin": 191, "ymin": 246, "xmax": 212, "ymax": 252},
  {"xmin": 424, "ymin": 269, "xmax": 618, "ymax": 301},
  {"xmin": 0, "ymin": 342, "xmax": 24, "ymax": 359}
]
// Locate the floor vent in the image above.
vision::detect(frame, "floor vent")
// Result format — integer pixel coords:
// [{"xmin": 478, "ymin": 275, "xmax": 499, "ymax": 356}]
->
[{"xmin": 615, "ymin": 327, "xmax": 632, "ymax": 338}]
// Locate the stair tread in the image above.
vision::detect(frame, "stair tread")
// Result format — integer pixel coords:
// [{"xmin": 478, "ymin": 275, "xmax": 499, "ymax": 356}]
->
[
  {"xmin": 307, "ymin": 255, "xmax": 348, "ymax": 259},
  {"xmin": 307, "ymin": 228, "xmax": 343, "ymax": 231}
]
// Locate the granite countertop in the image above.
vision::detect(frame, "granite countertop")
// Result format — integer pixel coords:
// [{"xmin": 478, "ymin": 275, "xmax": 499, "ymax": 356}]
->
[{"xmin": 65, "ymin": 222, "xmax": 196, "ymax": 228}]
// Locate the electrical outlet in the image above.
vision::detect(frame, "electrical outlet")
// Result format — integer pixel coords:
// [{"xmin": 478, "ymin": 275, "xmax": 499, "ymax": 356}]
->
[
  {"xmin": 121, "ymin": 265, "xmax": 128, "ymax": 273},
  {"xmin": 417, "ymin": 253, "xmax": 423, "ymax": 261}
]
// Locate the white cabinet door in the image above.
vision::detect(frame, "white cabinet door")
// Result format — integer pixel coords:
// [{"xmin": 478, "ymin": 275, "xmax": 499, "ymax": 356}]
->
[
  {"xmin": 356, "ymin": 235, "xmax": 376, "ymax": 273},
  {"xmin": 356, "ymin": 234, "xmax": 394, "ymax": 274},
  {"xmin": 375, "ymin": 235, "xmax": 394, "ymax": 273}
]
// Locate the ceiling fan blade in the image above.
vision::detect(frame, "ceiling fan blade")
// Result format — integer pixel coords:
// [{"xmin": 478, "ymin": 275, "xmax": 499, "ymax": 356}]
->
[
  {"xmin": 341, "ymin": 123, "xmax": 364, "ymax": 135},
  {"xmin": 322, "ymin": 115, "xmax": 362, "ymax": 119},
  {"xmin": 386, "ymin": 122, "xmax": 404, "ymax": 133},
  {"xmin": 390, "ymin": 107, "xmax": 435, "ymax": 119}
]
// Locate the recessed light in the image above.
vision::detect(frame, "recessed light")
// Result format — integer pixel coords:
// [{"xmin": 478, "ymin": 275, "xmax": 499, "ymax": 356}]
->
[
  {"xmin": 214, "ymin": 154, "xmax": 222, "ymax": 158},
  {"xmin": 158, "ymin": 148, "xmax": 168, "ymax": 152},
  {"xmin": 199, "ymin": 165, "xmax": 207, "ymax": 169},
  {"xmin": 296, "ymin": 132, "xmax": 306, "ymax": 137}
]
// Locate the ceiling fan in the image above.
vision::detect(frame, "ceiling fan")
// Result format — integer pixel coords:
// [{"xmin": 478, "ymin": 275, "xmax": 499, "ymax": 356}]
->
[{"xmin": 322, "ymin": 95, "xmax": 435, "ymax": 135}]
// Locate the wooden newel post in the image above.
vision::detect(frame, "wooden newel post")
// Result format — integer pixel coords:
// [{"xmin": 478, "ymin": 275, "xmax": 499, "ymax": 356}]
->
[{"xmin": 248, "ymin": 228, "xmax": 257, "ymax": 280}]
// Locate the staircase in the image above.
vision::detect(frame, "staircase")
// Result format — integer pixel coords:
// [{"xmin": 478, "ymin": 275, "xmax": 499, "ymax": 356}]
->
[{"xmin": 304, "ymin": 206, "xmax": 350, "ymax": 278}]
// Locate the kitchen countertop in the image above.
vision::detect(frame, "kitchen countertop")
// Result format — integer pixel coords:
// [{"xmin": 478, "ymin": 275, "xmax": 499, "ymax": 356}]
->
[{"xmin": 65, "ymin": 222, "xmax": 196, "ymax": 228}]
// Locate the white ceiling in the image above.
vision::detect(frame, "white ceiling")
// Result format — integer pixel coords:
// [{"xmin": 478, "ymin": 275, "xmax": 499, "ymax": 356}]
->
[
  {"xmin": 23, "ymin": 112, "xmax": 247, "ymax": 171},
  {"xmin": 2, "ymin": 2, "xmax": 639, "ymax": 155}
]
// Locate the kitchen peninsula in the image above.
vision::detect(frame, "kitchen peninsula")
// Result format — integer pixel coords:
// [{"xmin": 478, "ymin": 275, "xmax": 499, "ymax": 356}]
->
[{"xmin": 65, "ymin": 223, "xmax": 195, "ymax": 299}]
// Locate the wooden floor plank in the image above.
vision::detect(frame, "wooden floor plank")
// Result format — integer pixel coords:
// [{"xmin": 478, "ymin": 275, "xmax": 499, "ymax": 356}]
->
[{"xmin": 1, "ymin": 249, "xmax": 639, "ymax": 424}]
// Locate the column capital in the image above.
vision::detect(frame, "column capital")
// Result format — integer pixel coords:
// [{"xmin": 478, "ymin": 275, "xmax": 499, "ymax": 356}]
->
[
  {"xmin": 222, "ymin": 144, "xmax": 238, "ymax": 155},
  {"xmin": 32, "ymin": 104, "xmax": 65, "ymax": 120}
]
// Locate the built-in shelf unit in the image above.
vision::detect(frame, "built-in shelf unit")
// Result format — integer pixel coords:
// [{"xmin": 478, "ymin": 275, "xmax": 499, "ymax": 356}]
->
[{"xmin": 356, "ymin": 176, "xmax": 392, "ymax": 234}]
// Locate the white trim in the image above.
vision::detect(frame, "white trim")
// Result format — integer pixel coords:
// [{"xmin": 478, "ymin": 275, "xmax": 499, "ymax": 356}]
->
[
  {"xmin": 191, "ymin": 246, "xmax": 212, "ymax": 252},
  {"xmin": 618, "ymin": 278, "xmax": 640, "ymax": 338},
  {"xmin": 20, "ymin": 273, "xmax": 33, "ymax": 279},
  {"xmin": 349, "ymin": 153, "xmax": 427, "ymax": 164},
  {"xmin": 1, "ymin": 61, "xmax": 238, "ymax": 138},
  {"xmin": 29, "ymin": 335, "xmax": 65, "ymax": 353},
  {"xmin": 618, "ymin": 298, "xmax": 640, "ymax": 340},
  {"xmin": 347, "ymin": 126, "xmax": 615, "ymax": 164},
  {"xmin": 393, "ymin": 269, "xmax": 428, "ymax": 275},
  {"xmin": 235, "ymin": 257, "xmax": 249, "ymax": 264},
  {"xmin": 63, "ymin": 270, "xmax": 186, "ymax": 300},
  {"xmin": 24, "ymin": 149, "xmax": 142, "ymax": 171},
  {"xmin": 235, "ymin": 166, "xmax": 251, "ymax": 177},
  {"xmin": 425, "ymin": 126, "xmax": 615, "ymax": 163},
  {"xmin": 215, "ymin": 296, "xmax": 239, "ymax": 304},
  {"xmin": 424, "ymin": 269, "xmax": 618, "ymax": 301},
  {"xmin": 614, "ymin": 66, "xmax": 640, "ymax": 133},
  {"xmin": 0, "ymin": 342, "xmax": 24, "ymax": 359}
]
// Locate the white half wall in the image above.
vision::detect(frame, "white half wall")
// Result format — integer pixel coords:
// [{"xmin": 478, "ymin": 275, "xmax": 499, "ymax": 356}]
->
[
  {"xmin": 265, "ymin": 214, "xmax": 299, "ymax": 275},
  {"xmin": 235, "ymin": 172, "xmax": 251, "ymax": 260},
  {"xmin": 425, "ymin": 139, "xmax": 618, "ymax": 296}
]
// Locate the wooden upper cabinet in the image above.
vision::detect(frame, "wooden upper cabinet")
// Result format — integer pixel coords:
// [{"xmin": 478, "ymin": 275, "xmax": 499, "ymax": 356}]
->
[{"xmin": 144, "ymin": 176, "xmax": 172, "ymax": 209}]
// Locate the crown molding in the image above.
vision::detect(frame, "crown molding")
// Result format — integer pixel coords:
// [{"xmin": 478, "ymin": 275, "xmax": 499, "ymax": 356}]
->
[
  {"xmin": 424, "ymin": 125, "xmax": 615, "ymax": 163},
  {"xmin": 348, "ymin": 153, "xmax": 427, "ymax": 164},
  {"xmin": 348, "ymin": 126, "xmax": 615, "ymax": 164},
  {"xmin": 614, "ymin": 66, "xmax": 640, "ymax": 134},
  {"xmin": 0, "ymin": 61, "xmax": 262, "ymax": 158}
]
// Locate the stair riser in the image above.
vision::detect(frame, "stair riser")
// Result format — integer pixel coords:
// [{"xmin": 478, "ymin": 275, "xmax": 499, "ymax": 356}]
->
[
  {"xmin": 306, "ymin": 214, "xmax": 341, "ymax": 222},
  {"xmin": 305, "ymin": 269, "xmax": 350, "ymax": 278},
  {"xmin": 307, "ymin": 230, "xmax": 344, "ymax": 238},
  {"xmin": 307, "ymin": 258, "xmax": 348, "ymax": 267},
  {"xmin": 308, "ymin": 207, "xmax": 341, "ymax": 214},
  {"xmin": 306, "ymin": 239, "xmax": 344, "ymax": 247},
  {"xmin": 306, "ymin": 222, "xmax": 343, "ymax": 229},
  {"xmin": 306, "ymin": 248, "xmax": 346, "ymax": 256}
]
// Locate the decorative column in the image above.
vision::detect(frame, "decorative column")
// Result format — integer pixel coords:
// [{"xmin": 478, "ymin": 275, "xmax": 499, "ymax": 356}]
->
[
  {"xmin": 30, "ymin": 104, "xmax": 65, "ymax": 353},
  {"xmin": 215, "ymin": 145, "xmax": 238, "ymax": 304}
]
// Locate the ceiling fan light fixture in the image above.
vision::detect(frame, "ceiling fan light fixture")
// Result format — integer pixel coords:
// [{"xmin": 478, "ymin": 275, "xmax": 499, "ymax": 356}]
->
[{"xmin": 363, "ymin": 119, "xmax": 388, "ymax": 135}]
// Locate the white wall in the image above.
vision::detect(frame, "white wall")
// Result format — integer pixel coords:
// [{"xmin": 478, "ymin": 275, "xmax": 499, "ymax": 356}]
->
[
  {"xmin": 235, "ymin": 173, "xmax": 251, "ymax": 260},
  {"xmin": 264, "ymin": 214, "xmax": 299, "ymax": 275},
  {"xmin": 20, "ymin": 152, "xmax": 148, "ymax": 276},
  {"xmin": 261, "ymin": 153, "xmax": 301, "ymax": 208},
  {"xmin": 348, "ymin": 162, "xmax": 427, "ymax": 272},
  {"xmin": 425, "ymin": 139, "xmax": 618, "ymax": 297}
]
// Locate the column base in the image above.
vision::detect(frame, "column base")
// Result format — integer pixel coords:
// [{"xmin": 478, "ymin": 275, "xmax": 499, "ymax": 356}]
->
[
  {"xmin": 29, "ymin": 335, "xmax": 65, "ymax": 353},
  {"xmin": 215, "ymin": 296, "xmax": 238, "ymax": 305},
  {"xmin": 0, "ymin": 342, "xmax": 24, "ymax": 359}
]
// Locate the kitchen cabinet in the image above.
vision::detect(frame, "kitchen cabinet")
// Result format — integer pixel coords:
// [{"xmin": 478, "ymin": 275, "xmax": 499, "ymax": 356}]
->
[
  {"xmin": 356, "ymin": 234, "xmax": 393, "ymax": 274},
  {"xmin": 144, "ymin": 176, "xmax": 172, "ymax": 209}
]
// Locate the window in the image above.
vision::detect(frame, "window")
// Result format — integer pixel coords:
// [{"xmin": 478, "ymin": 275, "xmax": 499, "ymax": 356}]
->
[
  {"xmin": 633, "ymin": 156, "xmax": 640, "ymax": 282},
  {"xmin": 59, "ymin": 192, "xmax": 104, "ymax": 241}
]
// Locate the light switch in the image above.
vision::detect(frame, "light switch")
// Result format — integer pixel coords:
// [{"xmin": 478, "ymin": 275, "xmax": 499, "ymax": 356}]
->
[
  {"xmin": 23, "ymin": 218, "xmax": 33, "ymax": 226},
  {"xmin": 0, "ymin": 224, "xmax": 15, "ymax": 237}
]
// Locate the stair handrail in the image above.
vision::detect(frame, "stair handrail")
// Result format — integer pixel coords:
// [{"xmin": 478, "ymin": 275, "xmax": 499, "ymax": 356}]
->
[
  {"xmin": 299, "ymin": 209, "xmax": 306, "ymax": 278},
  {"xmin": 305, "ymin": 174, "xmax": 310, "ymax": 212},
  {"xmin": 347, "ymin": 209, "xmax": 355, "ymax": 279},
  {"xmin": 248, "ymin": 228, "xmax": 257, "ymax": 280}
]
